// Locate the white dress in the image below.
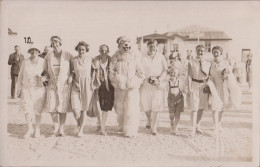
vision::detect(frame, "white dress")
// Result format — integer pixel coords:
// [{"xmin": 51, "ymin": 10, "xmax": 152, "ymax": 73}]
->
[
  {"xmin": 140, "ymin": 52, "xmax": 168, "ymax": 112},
  {"xmin": 16, "ymin": 58, "xmax": 46, "ymax": 115}
]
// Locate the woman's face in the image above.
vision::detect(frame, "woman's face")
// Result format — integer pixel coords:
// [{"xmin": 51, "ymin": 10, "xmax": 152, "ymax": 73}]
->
[
  {"xmin": 30, "ymin": 50, "xmax": 39, "ymax": 58},
  {"xmin": 213, "ymin": 49, "xmax": 222, "ymax": 62},
  {"xmin": 196, "ymin": 47, "xmax": 205, "ymax": 60},
  {"xmin": 148, "ymin": 44, "xmax": 157, "ymax": 55},
  {"xmin": 78, "ymin": 45, "xmax": 86, "ymax": 56},
  {"xmin": 99, "ymin": 46, "xmax": 108, "ymax": 55},
  {"xmin": 51, "ymin": 40, "xmax": 61, "ymax": 51}
]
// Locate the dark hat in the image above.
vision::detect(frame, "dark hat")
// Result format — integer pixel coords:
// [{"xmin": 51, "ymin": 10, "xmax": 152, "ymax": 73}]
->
[
  {"xmin": 147, "ymin": 39, "xmax": 158, "ymax": 46},
  {"xmin": 212, "ymin": 46, "xmax": 223, "ymax": 54},
  {"xmin": 195, "ymin": 44, "xmax": 205, "ymax": 51},
  {"xmin": 28, "ymin": 47, "xmax": 41, "ymax": 54}
]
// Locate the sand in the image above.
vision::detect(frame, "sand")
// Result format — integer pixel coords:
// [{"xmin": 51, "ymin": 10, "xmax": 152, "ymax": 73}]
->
[{"xmin": 7, "ymin": 85, "xmax": 253, "ymax": 166}]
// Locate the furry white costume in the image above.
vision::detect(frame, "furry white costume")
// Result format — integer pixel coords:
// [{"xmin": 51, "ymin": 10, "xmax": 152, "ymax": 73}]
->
[{"xmin": 109, "ymin": 37, "xmax": 144, "ymax": 138}]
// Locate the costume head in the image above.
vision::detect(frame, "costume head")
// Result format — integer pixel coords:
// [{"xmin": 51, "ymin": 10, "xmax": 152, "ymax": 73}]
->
[{"xmin": 117, "ymin": 36, "xmax": 132, "ymax": 53}]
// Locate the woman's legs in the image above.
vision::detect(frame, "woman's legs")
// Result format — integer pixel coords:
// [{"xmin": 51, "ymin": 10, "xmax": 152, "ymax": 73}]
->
[
  {"xmin": 151, "ymin": 111, "xmax": 160, "ymax": 135},
  {"xmin": 212, "ymin": 110, "xmax": 219, "ymax": 133},
  {"xmin": 78, "ymin": 111, "xmax": 86, "ymax": 137},
  {"xmin": 218, "ymin": 110, "xmax": 224, "ymax": 131},
  {"xmin": 196, "ymin": 109, "xmax": 204, "ymax": 133},
  {"xmin": 145, "ymin": 111, "xmax": 151, "ymax": 129},
  {"xmin": 73, "ymin": 110, "xmax": 81, "ymax": 133},
  {"xmin": 24, "ymin": 113, "xmax": 34, "ymax": 138},
  {"xmin": 59, "ymin": 113, "xmax": 67, "ymax": 136},
  {"xmin": 100, "ymin": 111, "xmax": 108, "ymax": 135},
  {"xmin": 174, "ymin": 111, "xmax": 181, "ymax": 136},
  {"xmin": 35, "ymin": 114, "xmax": 41, "ymax": 138},
  {"xmin": 50, "ymin": 112, "xmax": 59, "ymax": 133},
  {"xmin": 190, "ymin": 110, "xmax": 197, "ymax": 136}
]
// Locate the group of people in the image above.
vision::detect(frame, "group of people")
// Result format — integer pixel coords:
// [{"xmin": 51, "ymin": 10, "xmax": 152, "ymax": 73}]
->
[{"xmin": 8, "ymin": 35, "xmax": 242, "ymax": 139}]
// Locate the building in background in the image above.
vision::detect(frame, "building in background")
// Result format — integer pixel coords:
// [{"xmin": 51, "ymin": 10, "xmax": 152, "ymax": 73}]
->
[{"xmin": 137, "ymin": 25, "xmax": 232, "ymax": 61}]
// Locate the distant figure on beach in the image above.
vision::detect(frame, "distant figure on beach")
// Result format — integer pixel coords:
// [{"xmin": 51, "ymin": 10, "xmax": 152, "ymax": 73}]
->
[
  {"xmin": 8, "ymin": 45, "xmax": 25, "ymax": 99},
  {"xmin": 246, "ymin": 54, "xmax": 252, "ymax": 89},
  {"xmin": 39, "ymin": 46, "xmax": 51, "ymax": 59}
]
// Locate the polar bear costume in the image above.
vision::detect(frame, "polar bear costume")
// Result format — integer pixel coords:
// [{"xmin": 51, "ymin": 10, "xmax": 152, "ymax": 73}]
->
[{"xmin": 109, "ymin": 37, "xmax": 144, "ymax": 138}]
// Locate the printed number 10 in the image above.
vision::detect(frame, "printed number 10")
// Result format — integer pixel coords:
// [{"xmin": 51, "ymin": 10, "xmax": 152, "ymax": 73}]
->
[{"xmin": 24, "ymin": 37, "xmax": 33, "ymax": 44}]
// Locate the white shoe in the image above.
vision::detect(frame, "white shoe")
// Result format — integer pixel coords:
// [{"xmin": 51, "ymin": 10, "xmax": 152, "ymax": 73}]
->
[
  {"xmin": 34, "ymin": 129, "xmax": 41, "ymax": 138},
  {"xmin": 24, "ymin": 129, "xmax": 33, "ymax": 138}
]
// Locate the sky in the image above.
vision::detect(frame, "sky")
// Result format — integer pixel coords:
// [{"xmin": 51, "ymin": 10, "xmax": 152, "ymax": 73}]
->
[{"xmin": 4, "ymin": 1, "xmax": 260, "ymax": 59}]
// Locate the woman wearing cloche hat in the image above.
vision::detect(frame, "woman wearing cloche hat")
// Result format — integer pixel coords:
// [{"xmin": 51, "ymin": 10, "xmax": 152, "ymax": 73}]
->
[{"xmin": 16, "ymin": 46, "xmax": 46, "ymax": 138}]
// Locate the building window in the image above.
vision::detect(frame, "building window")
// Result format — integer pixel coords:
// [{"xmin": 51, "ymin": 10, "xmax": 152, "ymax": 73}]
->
[
  {"xmin": 172, "ymin": 43, "xmax": 179, "ymax": 52},
  {"xmin": 205, "ymin": 42, "xmax": 211, "ymax": 52}
]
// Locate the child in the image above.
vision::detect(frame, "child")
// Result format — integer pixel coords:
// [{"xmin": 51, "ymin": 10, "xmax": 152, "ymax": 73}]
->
[{"xmin": 166, "ymin": 62, "xmax": 185, "ymax": 136}]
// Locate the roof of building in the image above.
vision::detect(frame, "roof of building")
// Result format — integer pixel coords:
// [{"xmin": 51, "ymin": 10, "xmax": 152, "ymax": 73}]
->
[
  {"xmin": 137, "ymin": 25, "xmax": 232, "ymax": 42},
  {"xmin": 8, "ymin": 28, "xmax": 17, "ymax": 35}
]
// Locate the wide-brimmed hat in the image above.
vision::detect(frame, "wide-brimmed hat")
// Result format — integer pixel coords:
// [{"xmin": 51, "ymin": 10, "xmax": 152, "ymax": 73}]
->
[
  {"xmin": 196, "ymin": 44, "xmax": 206, "ymax": 51},
  {"xmin": 28, "ymin": 47, "xmax": 41, "ymax": 54}
]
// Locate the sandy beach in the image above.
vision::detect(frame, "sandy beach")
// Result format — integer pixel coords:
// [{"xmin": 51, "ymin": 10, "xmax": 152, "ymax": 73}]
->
[{"xmin": 7, "ymin": 83, "xmax": 253, "ymax": 166}]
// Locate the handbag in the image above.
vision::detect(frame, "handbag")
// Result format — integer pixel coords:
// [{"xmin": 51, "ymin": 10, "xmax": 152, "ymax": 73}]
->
[
  {"xmin": 203, "ymin": 85, "xmax": 211, "ymax": 94},
  {"xmin": 87, "ymin": 91, "xmax": 101, "ymax": 117}
]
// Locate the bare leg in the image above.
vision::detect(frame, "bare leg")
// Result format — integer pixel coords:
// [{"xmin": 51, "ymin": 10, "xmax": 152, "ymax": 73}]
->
[
  {"xmin": 151, "ymin": 111, "xmax": 160, "ymax": 135},
  {"xmin": 100, "ymin": 111, "xmax": 108, "ymax": 135},
  {"xmin": 169, "ymin": 112, "xmax": 174, "ymax": 128},
  {"xmin": 218, "ymin": 110, "xmax": 224, "ymax": 131},
  {"xmin": 190, "ymin": 110, "xmax": 197, "ymax": 136},
  {"xmin": 196, "ymin": 109, "xmax": 204, "ymax": 133},
  {"xmin": 50, "ymin": 112, "xmax": 59, "ymax": 133},
  {"xmin": 34, "ymin": 114, "xmax": 41, "ymax": 138},
  {"xmin": 24, "ymin": 113, "xmax": 34, "ymax": 138},
  {"xmin": 59, "ymin": 113, "xmax": 67, "ymax": 136},
  {"xmin": 174, "ymin": 111, "xmax": 181, "ymax": 136},
  {"xmin": 78, "ymin": 111, "xmax": 86, "ymax": 137},
  {"xmin": 73, "ymin": 110, "xmax": 80, "ymax": 133},
  {"xmin": 212, "ymin": 110, "xmax": 219, "ymax": 133},
  {"xmin": 145, "ymin": 111, "xmax": 152, "ymax": 129}
]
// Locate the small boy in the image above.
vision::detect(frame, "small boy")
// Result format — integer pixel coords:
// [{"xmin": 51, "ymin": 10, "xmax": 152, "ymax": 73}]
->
[{"xmin": 166, "ymin": 62, "xmax": 185, "ymax": 136}]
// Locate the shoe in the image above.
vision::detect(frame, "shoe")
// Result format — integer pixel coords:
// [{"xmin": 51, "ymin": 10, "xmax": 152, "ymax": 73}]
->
[
  {"xmin": 96, "ymin": 126, "xmax": 101, "ymax": 131},
  {"xmin": 77, "ymin": 132, "xmax": 84, "ymax": 137},
  {"xmin": 52, "ymin": 125, "xmax": 59, "ymax": 134},
  {"xmin": 145, "ymin": 125, "xmax": 151, "ymax": 129},
  {"xmin": 189, "ymin": 129, "xmax": 196, "ymax": 138},
  {"xmin": 59, "ymin": 130, "xmax": 65, "ymax": 137},
  {"xmin": 74, "ymin": 126, "xmax": 80, "ymax": 134},
  {"xmin": 196, "ymin": 127, "xmax": 204, "ymax": 134},
  {"xmin": 151, "ymin": 129, "xmax": 158, "ymax": 136},
  {"xmin": 24, "ymin": 129, "xmax": 33, "ymax": 138},
  {"xmin": 100, "ymin": 129, "xmax": 107, "ymax": 136},
  {"xmin": 173, "ymin": 129, "xmax": 180, "ymax": 136},
  {"xmin": 34, "ymin": 129, "xmax": 41, "ymax": 138},
  {"xmin": 11, "ymin": 97, "xmax": 15, "ymax": 99}
]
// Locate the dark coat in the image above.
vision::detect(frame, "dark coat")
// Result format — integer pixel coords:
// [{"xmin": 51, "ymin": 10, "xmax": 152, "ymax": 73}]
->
[{"xmin": 8, "ymin": 53, "xmax": 25, "ymax": 75}]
